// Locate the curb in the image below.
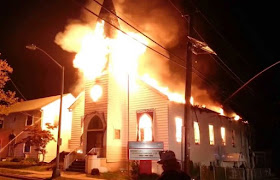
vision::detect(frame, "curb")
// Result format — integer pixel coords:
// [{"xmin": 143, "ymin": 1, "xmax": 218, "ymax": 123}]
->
[{"xmin": 0, "ymin": 172, "xmax": 47, "ymax": 180}]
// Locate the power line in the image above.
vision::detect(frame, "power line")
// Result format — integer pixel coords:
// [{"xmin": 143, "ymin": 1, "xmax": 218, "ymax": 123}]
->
[
  {"xmin": 193, "ymin": 3, "xmax": 250, "ymax": 66},
  {"xmin": 9, "ymin": 77, "xmax": 27, "ymax": 100},
  {"xmin": 73, "ymin": 0, "xmax": 221, "ymax": 92},
  {"xmin": 223, "ymin": 60, "xmax": 280, "ymax": 104},
  {"xmin": 90, "ymin": 0, "xmax": 186, "ymax": 64},
  {"xmin": 74, "ymin": 0, "xmax": 186, "ymax": 67},
  {"xmin": 167, "ymin": 0, "xmax": 246, "ymax": 87}
]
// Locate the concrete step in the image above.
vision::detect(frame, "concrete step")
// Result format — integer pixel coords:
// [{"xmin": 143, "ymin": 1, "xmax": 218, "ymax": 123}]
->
[{"xmin": 66, "ymin": 168, "xmax": 85, "ymax": 173}]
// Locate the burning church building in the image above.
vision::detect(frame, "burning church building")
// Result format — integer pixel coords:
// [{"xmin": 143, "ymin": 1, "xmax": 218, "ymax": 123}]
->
[{"xmin": 59, "ymin": 0, "xmax": 252, "ymax": 174}]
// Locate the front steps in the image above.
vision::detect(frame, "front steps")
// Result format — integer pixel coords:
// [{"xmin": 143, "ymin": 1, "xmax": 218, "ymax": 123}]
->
[{"xmin": 66, "ymin": 160, "xmax": 85, "ymax": 172}]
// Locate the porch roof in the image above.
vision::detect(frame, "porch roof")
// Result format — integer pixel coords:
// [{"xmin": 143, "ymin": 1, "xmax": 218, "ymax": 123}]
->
[{"xmin": 8, "ymin": 94, "xmax": 69, "ymax": 113}]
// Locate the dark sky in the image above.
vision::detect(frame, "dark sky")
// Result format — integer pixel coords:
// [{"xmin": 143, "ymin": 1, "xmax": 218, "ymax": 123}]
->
[{"xmin": 0, "ymin": 0, "xmax": 279, "ymax": 168}]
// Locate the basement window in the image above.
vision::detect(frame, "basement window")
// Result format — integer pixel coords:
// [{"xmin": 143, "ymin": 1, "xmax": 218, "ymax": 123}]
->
[
  {"xmin": 209, "ymin": 124, "xmax": 215, "ymax": 145},
  {"xmin": 175, "ymin": 117, "xmax": 182, "ymax": 142},
  {"xmin": 138, "ymin": 113, "xmax": 152, "ymax": 142},
  {"xmin": 26, "ymin": 115, "xmax": 33, "ymax": 126},
  {"xmin": 194, "ymin": 122, "xmax": 200, "ymax": 144},
  {"xmin": 221, "ymin": 127, "xmax": 226, "ymax": 146},
  {"xmin": 0, "ymin": 120, "xmax": 3, "ymax": 129}
]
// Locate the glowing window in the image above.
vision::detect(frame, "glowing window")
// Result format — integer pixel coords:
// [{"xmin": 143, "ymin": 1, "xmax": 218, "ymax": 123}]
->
[
  {"xmin": 194, "ymin": 122, "xmax": 200, "ymax": 144},
  {"xmin": 209, "ymin": 125, "xmax": 215, "ymax": 145},
  {"xmin": 90, "ymin": 85, "xmax": 103, "ymax": 102},
  {"xmin": 221, "ymin": 127, "xmax": 226, "ymax": 145},
  {"xmin": 175, "ymin": 117, "xmax": 182, "ymax": 142},
  {"xmin": 138, "ymin": 113, "xmax": 152, "ymax": 142}
]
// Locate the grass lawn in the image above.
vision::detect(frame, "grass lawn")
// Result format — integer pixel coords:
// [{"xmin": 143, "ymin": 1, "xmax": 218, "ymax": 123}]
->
[{"xmin": 0, "ymin": 161, "xmax": 54, "ymax": 171}]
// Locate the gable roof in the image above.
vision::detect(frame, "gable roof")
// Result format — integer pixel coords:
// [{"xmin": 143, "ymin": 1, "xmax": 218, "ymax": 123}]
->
[
  {"xmin": 7, "ymin": 94, "xmax": 70, "ymax": 113},
  {"xmin": 68, "ymin": 91, "xmax": 85, "ymax": 110}
]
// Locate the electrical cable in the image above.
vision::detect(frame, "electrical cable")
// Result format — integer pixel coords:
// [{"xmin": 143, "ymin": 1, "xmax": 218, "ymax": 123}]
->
[
  {"xmin": 167, "ymin": 0, "xmax": 247, "ymax": 88},
  {"xmin": 73, "ymin": 0, "xmax": 221, "ymax": 92},
  {"xmin": 9, "ymin": 77, "xmax": 27, "ymax": 100}
]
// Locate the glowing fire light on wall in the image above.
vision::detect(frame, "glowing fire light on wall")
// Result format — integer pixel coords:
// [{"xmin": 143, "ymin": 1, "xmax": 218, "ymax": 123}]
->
[
  {"xmin": 138, "ymin": 113, "xmax": 152, "ymax": 142},
  {"xmin": 90, "ymin": 85, "xmax": 103, "ymax": 102},
  {"xmin": 175, "ymin": 117, "xmax": 182, "ymax": 142}
]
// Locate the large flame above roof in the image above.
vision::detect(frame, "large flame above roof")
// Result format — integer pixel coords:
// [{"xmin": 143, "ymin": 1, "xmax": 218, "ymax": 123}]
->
[{"xmin": 55, "ymin": 3, "xmax": 241, "ymax": 120}]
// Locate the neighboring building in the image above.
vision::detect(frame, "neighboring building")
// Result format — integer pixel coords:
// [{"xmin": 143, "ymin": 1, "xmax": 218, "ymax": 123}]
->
[
  {"xmin": 65, "ymin": 73, "xmax": 251, "ymax": 174},
  {"xmin": 0, "ymin": 94, "xmax": 75, "ymax": 162}
]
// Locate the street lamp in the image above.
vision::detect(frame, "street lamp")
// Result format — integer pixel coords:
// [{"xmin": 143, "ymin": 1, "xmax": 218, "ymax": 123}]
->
[{"xmin": 26, "ymin": 44, "xmax": 64, "ymax": 178}]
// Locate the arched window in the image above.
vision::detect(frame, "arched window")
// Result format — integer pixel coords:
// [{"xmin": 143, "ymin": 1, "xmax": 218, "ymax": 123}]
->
[
  {"xmin": 138, "ymin": 113, "xmax": 152, "ymax": 142},
  {"xmin": 88, "ymin": 116, "xmax": 103, "ymax": 130}
]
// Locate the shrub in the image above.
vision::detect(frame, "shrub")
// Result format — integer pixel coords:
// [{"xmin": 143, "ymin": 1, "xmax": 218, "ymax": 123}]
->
[
  {"xmin": 130, "ymin": 160, "xmax": 139, "ymax": 180},
  {"xmin": 10, "ymin": 157, "xmax": 23, "ymax": 162},
  {"xmin": 21, "ymin": 157, "xmax": 38, "ymax": 165}
]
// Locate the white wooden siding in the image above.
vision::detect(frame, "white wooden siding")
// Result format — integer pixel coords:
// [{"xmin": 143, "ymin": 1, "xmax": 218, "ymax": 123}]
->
[
  {"xmin": 69, "ymin": 93, "xmax": 85, "ymax": 151},
  {"xmin": 129, "ymin": 81, "xmax": 169, "ymax": 150}
]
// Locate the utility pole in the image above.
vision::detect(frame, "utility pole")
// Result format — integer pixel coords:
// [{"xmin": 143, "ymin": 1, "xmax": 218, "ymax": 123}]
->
[{"xmin": 183, "ymin": 13, "xmax": 193, "ymax": 174}]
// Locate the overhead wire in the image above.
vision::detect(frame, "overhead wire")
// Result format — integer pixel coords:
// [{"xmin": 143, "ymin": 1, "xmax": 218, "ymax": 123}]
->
[
  {"xmin": 167, "ymin": 0, "xmax": 246, "ymax": 87},
  {"xmin": 193, "ymin": 2, "xmax": 250, "ymax": 66},
  {"xmin": 9, "ymin": 77, "xmax": 27, "ymax": 100},
  {"xmin": 73, "ymin": 0, "xmax": 221, "ymax": 91},
  {"xmin": 90, "ymin": 0, "xmax": 186, "ymax": 64}
]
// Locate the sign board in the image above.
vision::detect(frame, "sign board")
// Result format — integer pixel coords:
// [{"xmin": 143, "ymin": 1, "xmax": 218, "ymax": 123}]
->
[{"xmin": 128, "ymin": 141, "xmax": 163, "ymax": 160}]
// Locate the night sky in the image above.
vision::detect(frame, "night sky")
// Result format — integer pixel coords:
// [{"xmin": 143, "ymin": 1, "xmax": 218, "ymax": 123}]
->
[{"xmin": 0, "ymin": 0, "xmax": 279, "ymax": 170}]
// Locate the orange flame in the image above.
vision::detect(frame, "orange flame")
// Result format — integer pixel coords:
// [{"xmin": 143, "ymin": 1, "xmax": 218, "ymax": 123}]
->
[
  {"xmin": 73, "ymin": 21, "xmax": 110, "ymax": 80},
  {"xmin": 141, "ymin": 74, "xmax": 185, "ymax": 104},
  {"xmin": 234, "ymin": 115, "xmax": 240, "ymax": 121},
  {"xmin": 220, "ymin": 108, "xmax": 224, "ymax": 116},
  {"xmin": 67, "ymin": 20, "xmax": 238, "ymax": 119}
]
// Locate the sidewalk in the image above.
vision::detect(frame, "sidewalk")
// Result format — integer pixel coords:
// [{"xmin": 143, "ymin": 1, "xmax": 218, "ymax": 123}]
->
[{"xmin": 0, "ymin": 168, "xmax": 103, "ymax": 180}]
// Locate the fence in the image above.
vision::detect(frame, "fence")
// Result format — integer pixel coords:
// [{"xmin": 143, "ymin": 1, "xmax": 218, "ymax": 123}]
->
[{"xmin": 200, "ymin": 166, "xmax": 271, "ymax": 180}]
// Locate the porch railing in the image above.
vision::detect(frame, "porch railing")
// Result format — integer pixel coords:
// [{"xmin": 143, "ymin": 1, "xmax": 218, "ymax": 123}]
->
[{"xmin": 63, "ymin": 147, "xmax": 83, "ymax": 170}]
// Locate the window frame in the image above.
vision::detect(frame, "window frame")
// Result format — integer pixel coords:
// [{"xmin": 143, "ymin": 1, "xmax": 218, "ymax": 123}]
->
[
  {"xmin": 136, "ymin": 109, "xmax": 154, "ymax": 142},
  {"xmin": 23, "ymin": 142, "xmax": 31, "ymax": 153},
  {"xmin": 114, "ymin": 129, "xmax": 121, "ymax": 140},
  {"xmin": 221, "ymin": 127, "xmax": 226, "ymax": 146},
  {"xmin": 209, "ymin": 124, "xmax": 215, "ymax": 145},
  {"xmin": 25, "ymin": 115, "xmax": 34, "ymax": 126},
  {"xmin": 175, "ymin": 117, "xmax": 182, "ymax": 143},
  {"xmin": 194, "ymin": 121, "xmax": 200, "ymax": 145}
]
